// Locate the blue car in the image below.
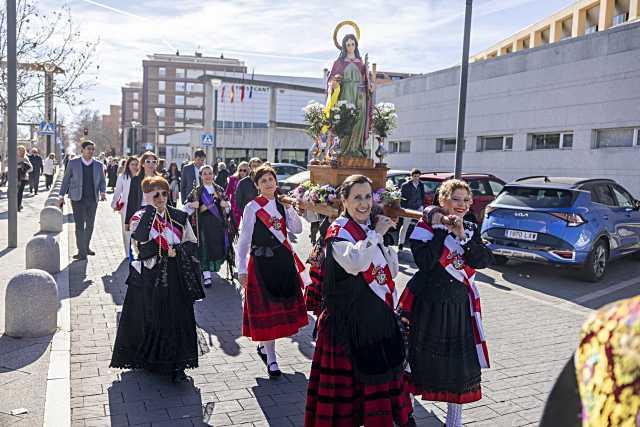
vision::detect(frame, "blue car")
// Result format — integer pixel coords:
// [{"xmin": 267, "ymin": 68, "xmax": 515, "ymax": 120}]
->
[{"xmin": 481, "ymin": 177, "xmax": 640, "ymax": 281}]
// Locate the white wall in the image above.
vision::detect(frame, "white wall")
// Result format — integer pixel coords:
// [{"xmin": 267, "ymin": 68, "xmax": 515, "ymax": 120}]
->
[{"xmin": 378, "ymin": 22, "xmax": 640, "ymax": 196}]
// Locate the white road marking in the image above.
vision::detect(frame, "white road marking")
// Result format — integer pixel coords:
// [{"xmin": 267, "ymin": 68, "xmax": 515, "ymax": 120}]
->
[{"xmin": 573, "ymin": 277, "xmax": 640, "ymax": 304}]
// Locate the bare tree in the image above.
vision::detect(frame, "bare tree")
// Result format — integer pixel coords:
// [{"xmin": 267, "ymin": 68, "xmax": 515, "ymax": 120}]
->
[
  {"xmin": 0, "ymin": 1, "xmax": 98, "ymax": 116},
  {"xmin": 72, "ymin": 108, "xmax": 119, "ymax": 156}
]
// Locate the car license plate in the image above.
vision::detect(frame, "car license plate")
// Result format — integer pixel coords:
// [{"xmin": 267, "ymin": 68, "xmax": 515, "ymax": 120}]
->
[{"xmin": 505, "ymin": 230, "xmax": 538, "ymax": 241}]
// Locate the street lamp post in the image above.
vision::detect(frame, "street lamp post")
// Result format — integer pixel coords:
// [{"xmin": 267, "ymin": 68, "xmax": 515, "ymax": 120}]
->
[
  {"xmin": 7, "ymin": 0, "xmax": 17, "ymax": 247},
  {"xmin": 454, "ymin": 0, "xmax": 473, "ymax": 179},
  {"xmin": 209, "ymin": 79, "xmax": 222, "ymax": 163}
]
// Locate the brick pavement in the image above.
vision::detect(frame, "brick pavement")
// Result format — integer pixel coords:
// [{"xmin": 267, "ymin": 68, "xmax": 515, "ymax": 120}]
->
[
  {"xmin": 0, "ymin": 176, "xmax": 56, "ymax": 426},
  {"xmin": 67, "ymin": 198, "xmax": 591, "ymax": 426}
]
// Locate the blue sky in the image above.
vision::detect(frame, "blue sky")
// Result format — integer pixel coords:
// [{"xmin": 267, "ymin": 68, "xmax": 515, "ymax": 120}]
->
[{"xmin": 41, "ymin": 0, "xmax": 574, "ymax": 118}]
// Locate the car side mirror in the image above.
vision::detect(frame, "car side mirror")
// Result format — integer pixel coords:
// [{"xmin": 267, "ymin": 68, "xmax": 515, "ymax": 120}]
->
[{"xmin": 634, "ymin": 200, "xmax": 640, "ymax": 211}]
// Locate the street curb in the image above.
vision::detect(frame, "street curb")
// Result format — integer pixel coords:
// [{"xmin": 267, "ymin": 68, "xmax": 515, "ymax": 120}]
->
[{"xmin": 43, "ymin": 171, "xmax": 71, "ymax": 427}]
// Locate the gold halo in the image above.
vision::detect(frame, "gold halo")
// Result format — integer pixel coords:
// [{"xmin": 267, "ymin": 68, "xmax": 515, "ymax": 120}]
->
[{"xmin": 333, "ymin": 20, "xmax": 361, "ymax": 50}]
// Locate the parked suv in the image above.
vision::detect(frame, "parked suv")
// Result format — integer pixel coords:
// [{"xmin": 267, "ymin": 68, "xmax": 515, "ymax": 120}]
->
[
  {"xmin": 419, "ymin": 172, "xmax": 505, "ymax": 225},
  {"xmin": 481, "ymin": 177, "xmax": 640, "ymax": 281}
]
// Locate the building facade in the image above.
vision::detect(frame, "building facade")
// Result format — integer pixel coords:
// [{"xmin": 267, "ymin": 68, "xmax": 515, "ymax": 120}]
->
[
  {"xmin": 120, "ymin": 82, "xmax": 142, "ymax": 154},
  {"xmin": 472, "ymin": 0, "xmax": 640, "ymax": 62},
  {"xmin": 101, "ymin": 104, "xmax": 121, "ymax": 155},
  {"xmin": 140, "ymin": 53, "xmax": 247, "ymax": 155},
  {"xmin": 378, "ymin": 21, "xmax": 640, "ymax": 195}
]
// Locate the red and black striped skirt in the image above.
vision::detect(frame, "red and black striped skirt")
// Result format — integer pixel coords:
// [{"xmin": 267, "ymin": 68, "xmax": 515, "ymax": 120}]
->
[
  {"xmin": 242, "ymin": 256, "xmax": 308, "ymax": 341},
  {"xmin": 304, "ymin": 265, "xmax": 323, "ymax": 316},
  {"xmin": 305, "ymin": 312, "xmax": 414, "ymax": 427}
]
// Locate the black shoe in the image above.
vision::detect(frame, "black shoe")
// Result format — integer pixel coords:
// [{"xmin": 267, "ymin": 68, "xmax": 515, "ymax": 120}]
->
[
  {"xmin": 398, "ymin": 244, "xmax": 404, "ymax": 251},
  {"xmin": 256, "ymin": 345, "xmax": 268, "ymax": 366},
  {"xmin": 87, "ymin": 249, "xmax": 96, "ymax": 256},
  {"xmin": 171, "ymin": 369, "xmax": 188, "ymax": 383},
  {"xmin": 73, "ymin": 254, "xmax": 87, "ymax": 260},
  {"xmin": 267, "ymin": 362, "xmax": 281, "ymax": 378},
  {"xmin": 17, "ymin": 206, "xmax": 22, "ymax": 212}
]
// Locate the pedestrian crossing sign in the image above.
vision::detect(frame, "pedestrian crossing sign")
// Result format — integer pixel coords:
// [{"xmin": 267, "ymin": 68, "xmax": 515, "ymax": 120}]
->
[
  {"xmin": 38, "ymin": 121, "xmax": 56, "ymax": 136},
  {"xmin": 200, "ymin": 133, "xmax": 214, "ymax": 146}
]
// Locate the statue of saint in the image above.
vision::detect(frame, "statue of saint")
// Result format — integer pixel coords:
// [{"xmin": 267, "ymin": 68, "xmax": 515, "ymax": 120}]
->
[{"xmin": 327, "ymin": 26, "xmax": 374, "ymax": 157}]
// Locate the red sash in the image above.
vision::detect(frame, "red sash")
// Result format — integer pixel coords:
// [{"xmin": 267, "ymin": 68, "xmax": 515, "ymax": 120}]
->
[
  {"xmin": 326, "ymin": 217, "xmax": 397, "ymax": 308},
  {"xmin": 253, "ymin": 196, "xmax": 305, "ymax": 275},
  {"xmin": 411, "ymin": 220, "xmax": 490, "ymax": 368}
]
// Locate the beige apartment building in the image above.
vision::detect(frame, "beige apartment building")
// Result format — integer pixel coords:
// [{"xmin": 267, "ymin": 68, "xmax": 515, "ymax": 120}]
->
[
  {"xmin": 120, "ymin": 82, "xmax": 142, "ymax": 154},
  {"xmin": 472, "ymin": 0, "xmax": 640, "ymax": 61},
  {"xmin": 140, "ymin": 52, "xmax": 247, "ymax": 156}
]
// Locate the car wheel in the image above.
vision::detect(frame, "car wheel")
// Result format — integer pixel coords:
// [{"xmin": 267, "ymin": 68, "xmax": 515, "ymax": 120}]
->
[
  {"xmin": 493, "ymin": 255, "xmax": 509, "ymax": 266},
  {"xmin": 581, "ymin": 239, "xmax": 608, "ymax": 282}
]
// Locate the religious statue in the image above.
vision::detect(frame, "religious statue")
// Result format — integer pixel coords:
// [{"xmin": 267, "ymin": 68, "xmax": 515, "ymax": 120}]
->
[{"xmin": 326, "ymin": 21, "xmax": 375, "ymax": 158}]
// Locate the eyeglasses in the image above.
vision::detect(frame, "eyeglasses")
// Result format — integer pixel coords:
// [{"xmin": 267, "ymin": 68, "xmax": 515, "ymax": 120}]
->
[
  {"xmin": 153, "ymin": 191, "xmax": 168, "ymax": 199},
  {"xmin": 239, "ymin": 169, "xmax": 249, "ymax": 173},
  {"xmin": 144, "ymin": 159, "xmax": 158, "ymax": 165}
]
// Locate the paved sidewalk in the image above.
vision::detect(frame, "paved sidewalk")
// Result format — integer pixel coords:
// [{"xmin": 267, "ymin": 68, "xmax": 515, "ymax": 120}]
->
[
  {"xmin": 66, "ymin": 198, "xmax": 591, "ymax": 426},
  {"xmin": 0, "ymin": 178, "xmax": 56, "ymax": 426}
]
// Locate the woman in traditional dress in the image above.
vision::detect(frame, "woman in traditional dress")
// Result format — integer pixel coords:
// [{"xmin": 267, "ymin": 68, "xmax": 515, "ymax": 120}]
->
[
  {"xmin": 398, "ymin": 179, "xmax": 493, "ymax": 427},
  {"xmin": 125, "ymin": 151, "xmax": 159, "ymax": 227},
  {"xmin": 112, "ymin": 156, "xmax": 139, "ymax": 257},
  {"xmin": 110, "ymin": 176, "xmax": 205, "ymax": 383},
  {"xmin": 236, "ymin": 165, "xmax": 308, "ymax": 377},
  {"xmin": 184, "ymin": 165, "xmax": 234, "ymax": 288},
  {"xmin": 225, "ymin": 160, "xmax": 249, "ymax": 227},
  {"xmin": 327, "ymin": 34, "xmax": 371, "ymax": 157},
  {"xmin": 305, "ymin": 174, "xmax": 415, "ymax": 427}
]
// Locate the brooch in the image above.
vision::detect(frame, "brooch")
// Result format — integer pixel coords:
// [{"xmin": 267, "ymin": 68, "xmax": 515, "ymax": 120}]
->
[
  {"xmin": 375, "ymin": 266, "xmax": 387, "ymax": 285},
  {"xmin": 270, "ymin": 216, "xmax": 282, "ymax": 231},
  {"xmin": 452, "ymin": 256, "xmax": 465, "ymax": 270}
]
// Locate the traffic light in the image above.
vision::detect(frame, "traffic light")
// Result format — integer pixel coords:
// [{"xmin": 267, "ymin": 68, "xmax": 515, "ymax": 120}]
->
[{"xmin": 83, "ymin": 127, "xmax": 89, "ymax": 136}]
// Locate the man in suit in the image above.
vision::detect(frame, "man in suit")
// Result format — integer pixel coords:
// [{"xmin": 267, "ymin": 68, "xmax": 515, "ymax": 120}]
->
[
  {"xmin": 180, "ymin": 149, "xmax": 206, "ymax": 204},
  {"xmin": 235, "ymin": 157, "xmax": 263, "ymax": 215},
  {"xmin": 58, "ymin": 140, "xmax": 107, "ymax": 260},
  {"xmin": 398, "ymin": 168, "xmax": 425, "ymax": 250}
]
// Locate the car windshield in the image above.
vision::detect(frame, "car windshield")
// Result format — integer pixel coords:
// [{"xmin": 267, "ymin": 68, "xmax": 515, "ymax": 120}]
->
[{"xmin": 495, "ymin": 187, "xmax": 575, "ymax": 208}]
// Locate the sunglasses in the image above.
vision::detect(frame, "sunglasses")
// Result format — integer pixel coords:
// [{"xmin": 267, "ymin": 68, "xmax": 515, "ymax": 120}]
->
[
  {"xmin": 153, "ymin": 191, "xmax": 168, "ymax": 199},
  {"xmin": 239, "ymin": 169, "xmax": 249, "ymax": 173},
  {"xmin": 145, "ymin": 159, "xmax": 158, "ymax": 165}
]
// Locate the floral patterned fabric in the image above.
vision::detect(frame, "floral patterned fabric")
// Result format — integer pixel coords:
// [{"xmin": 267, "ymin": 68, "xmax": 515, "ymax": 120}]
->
[{"xmin": 574, "ymin": 295, "xmax": 640, "ymax": 427}]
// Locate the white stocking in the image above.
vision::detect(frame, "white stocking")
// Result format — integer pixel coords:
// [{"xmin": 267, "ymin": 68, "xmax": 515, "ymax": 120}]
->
[
  {"xmin": 262, "ymin": 340, "xmax": 277, "ymax": 367},
  {"xmin": 446, "ymin": 403, "xmax": 462, "ymax": 427}
]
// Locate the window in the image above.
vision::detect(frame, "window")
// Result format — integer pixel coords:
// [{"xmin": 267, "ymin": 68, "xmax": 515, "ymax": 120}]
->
[
  {"xmin": 611, "ymin": 184, "xmax": 635, "ymax": 208},
  {"xmin": 158, "ymin": 81, "xmax": 166, "ymax": 91},
  {"xmin": 174, "ymin": 121, "xmax": 184, "ymax": 128},
  {"xmin": 586, "ymin": 184, "xmax": 617, "ymax": 206},
  {"xmin": 277, "ymin": 149, "xmax": 308, "ymax": 166},
  {"xmin": 478, "ymin": 135, "xmax": 512, "ymax": 151},
  {"xmin": 468, "ymin": 180, "xmax": 491, "ymax": 196},
  {"xmin": 421, "ymin": 180, "xmax": 440, "ymax": 195},
  {"xmin": 436, "ymin": 138, "xmax": 461, "ymax": 153},
  {"xmin": 186, "ymin": 83, "xmax": 203, "ymax": 93},
  {"xmin": 488, "ymin": 180, "xmax": 504, "ymax": 196},
  {"xmin": 175, "ymin": 109, "xmax": 185, "ymax": 120},
  {"xmin": 132, "ymin": 102, "xmax": 139, "ymax": 110},
  {"xmin": 186, "ymin": 96, "xmax": 204, "ymax": 107},
  {"xmin": 530, "ymin": 132, "xmax": 573, "ymax": 150},
  {"xmin": 585, "ymin": 25, "xmax": 598, "ymax": 34},
  {"xmin": 155, "ymin": 108, "xmax": 165, "ymax": 118},
  {"xmin": 175, "ymin": 95, "xmax": 185, "ymax": 105},
  {"xmin": 133, "ymin": 92, "xmax": 139, "ymax": 100},
  {"xmin": 132, "ymin": 111, "xmax": 139, "ymax": 120},
  {"xmin": 613, "ymin": 13, "xmax": 628, "ymax": 26},
  {"xmin": 158, "ymin": 120, "xmax": 165, "ymax": 128},
  {"xmin": 158, "ymin": 94, "xmax": 165, "ymax": 104},
  {"xmin": 158, "ymin": 67, "xmax": 166, "ymax": 77},
  {"xmin": 186, "ymin": 69, "xmax": 202, "ymax": 79},
  {"xmin": 175, "ymin": 68, "xmax": 185, "ymax": 78},
  {"xmin": 185, "ymin": 109, "xmax": 202, "ymax": 120},
  {"xmin": 250, "ymin": 149, "xmax": 268, "ymax": 160},
  {"xmin": 388, "ymin": 140, "xmax": 411, "ymax": 153},
  {"xmin": 595, "ymin": 128, "xmax": 638, "ymax": 148},
  {"xmin": 175, "ymin": 81, "xmax": 186, "ymax": 92},
  {"xmin": 495, "ymin": 187, "xmax": 575, "ymax": 208}
]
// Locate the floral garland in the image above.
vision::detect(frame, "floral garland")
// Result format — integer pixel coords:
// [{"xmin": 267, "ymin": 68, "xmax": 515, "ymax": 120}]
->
[
  {"xmin": 291, "ymin": 181, "xmax": 337, "ymax": 205},
  {"xmin": 374, "ymin": 182, "xmax": 403, "ymax": 207}
]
